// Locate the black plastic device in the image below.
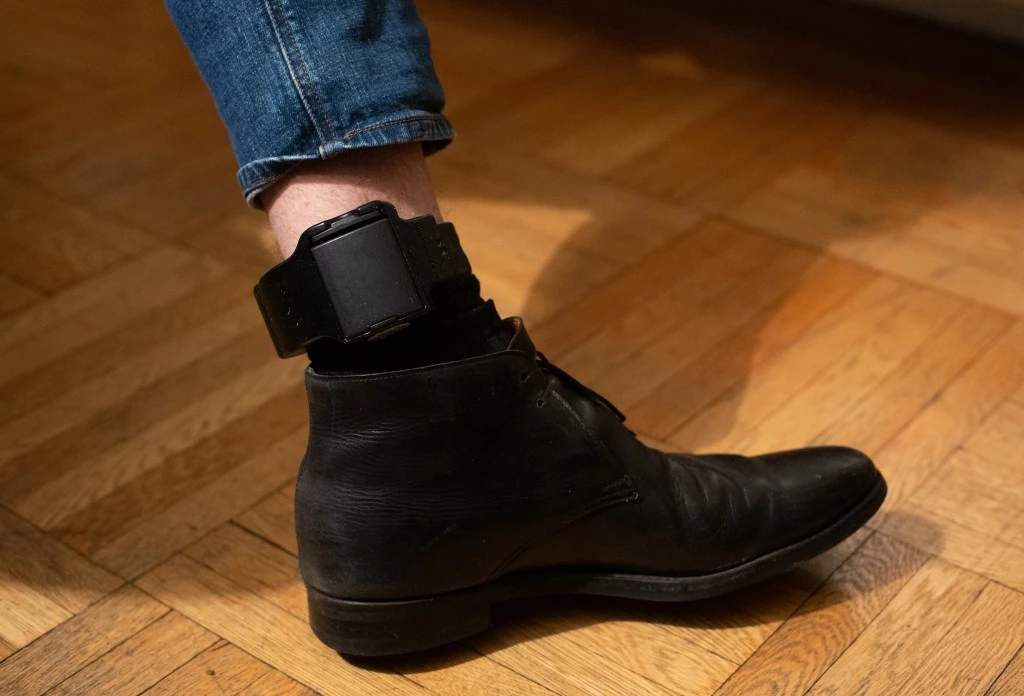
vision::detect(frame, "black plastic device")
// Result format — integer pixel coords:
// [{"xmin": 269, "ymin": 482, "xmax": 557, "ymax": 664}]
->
[{"xmin": 254, "ymin": 201, "xmax": 471, "ymax": 358}]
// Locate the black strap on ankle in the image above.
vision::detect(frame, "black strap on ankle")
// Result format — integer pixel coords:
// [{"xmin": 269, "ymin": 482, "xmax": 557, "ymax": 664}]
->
[{"xmin": 254, "ymin": 201, "xmax": 472, "ymax": 358}]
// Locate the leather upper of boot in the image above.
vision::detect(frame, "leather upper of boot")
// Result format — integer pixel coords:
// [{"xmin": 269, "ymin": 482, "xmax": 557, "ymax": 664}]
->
[{"xmin": 296, "ymin": 317, "xmax": 882, "ymax": 600}]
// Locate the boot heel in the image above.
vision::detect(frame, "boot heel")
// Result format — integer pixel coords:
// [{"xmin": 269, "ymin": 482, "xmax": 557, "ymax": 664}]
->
[{"xmin": 306, "ymin": 583, "xmax": 494, "ymax": 656}]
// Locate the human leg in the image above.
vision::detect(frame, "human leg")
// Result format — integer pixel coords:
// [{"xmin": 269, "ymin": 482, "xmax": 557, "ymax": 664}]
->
[
  {"xmin": 262, "ymin": 143, "xmax": 440, "ymax": 255},
  {"xmin": 163, "ymin": 0, "xmax": 451, "ymax": 215}
]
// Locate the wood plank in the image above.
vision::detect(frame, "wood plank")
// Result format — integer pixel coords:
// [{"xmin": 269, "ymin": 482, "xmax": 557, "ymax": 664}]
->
[
  {"xmin": 679, "ymin": 101, "xmax": 864, "ymax": 215},
  {"xmin": 783, "ymin": 116, "xmax": 1024, "ymax": 280},
  {"xmin": 143, "ymin": 640, "xmax": 311, "ymax": 696},
  {"xmin": 988, "ymin": 646, "xmax": 1024, "ymax": 696},
  {"xmin": 0, "ymin": 247, "xmax": 223, "ymax": 382},
  {"xmin": 235, "ymin": 670, "xmax": 317, "ymax": 696},
  {"xmin": 709, "ymin": 285, "xmax": 961, "ymax": 454},
  {"xmin": 880, "ymin": 503, "xmax": 1024, "ymax": 593},
  {"xmin": 390, "ymin": 648, "xmax": 557, "ymax": 696},
  {"xmin": 808, "ymin": 558, "xmax": 987, "ymax": 695},
  {"xmin": 45, "ymin": 610, "xmax": 219, "ymax": 696},
  {"xmin": 608, "ymin": 598, "xmax": 774, "ymax": 670},
  {"xmin": 184, "ymin": 524, "xmax": 306, "ymax": 619},
  {"xmin": 610, "ymin": 84, "xmax": 864, "ymax": 213},
  {"xmin": 0, "ymin": 2, "xmax": 202, "ymax": 90},
  {"xmin": 872, "ymin": 320, "xmax": 1024, "ymax": 503},
  {"xmin": 624, "ymin": 256, "xmax": 872, "ymax": 439},
  {"xmin": 0, "ymin": 581, "xmax": 71, "ymax": 649},
  {"xmin": 455, "ymin": 47, "xmax": 759, "ymax": 178},
  {"xmin": 731, "ymin": 116, "xmax": 1024, "ymax": 317},
  {"xmin": 0, "ymin": 272, "xmax": 42, "ymax": 316},
  {"xmin": 476, "ymin": 617, "xmax": 677, "ymax": 696},
  {"xmin": 433, "ymin": 150, "xmax": 702, "ymax": 323},
  {"xmin": 436, "ymin": 146, "xmax": 698, "ymax": 267},
  {"xmin": 52, "ymin": 382, "xmax": 305, "ymax": 557},
  {"xmin": 10, "ymin": 91, "xmax": 242, "ymax": 243},
  {"xmin": 0, "ymin": 586, "xmax": 168, "ymax": 696},
  {"xmin": 417, "ymin": 0, "xmax": 585, "ymax": 114},
  {"xmin": 0, "ymin": 323, "xmax": 274, "ymax": 508},
  {"xmin": 557, "ymin": 223, "xmax": 804, "ymax": 410},
  {"xmin": 461, "ymin": 210, "xmax": 619, "ymax": 324},
  {"xmin": 521, "ymin": 608, "xmax": 738, "ymax": 696},
  {"xmin": 135, "ymin": 554, "xmax": 419, "ymax": 695},
  {"xmin": 0, "ymin": 302, "xmax": 261, "ymax": 465},
  {"xmin": 0, "ymin": 507, "xmax": 119, "ymax": 616},
  {"xmin": 235, "ymin": 488, "xmax": 299, "ymax": 556},
  {"xmin": 0, "ymin": 247, "xmax": 182, "ymax": 349},
  {"xmin": 9, "ymin": 357, "xmax": 301, "ymax": 530},
  {"xmin": 174, "ymin": 209, "xmax": 281, "ymax": 275},
  {"xmin": 859, "ymin": 229, "xmax": 1024, "ymax": 317},
  {"xmin": 915, "ymin": 446, "xmax": 1024, "ymax": 546},
  {"xmin": 91, "ymin": 430, "xmax": 304, "ymax": 579},
  {"xmin": 961, "ymin": 398, "xmax": 1024, "ymax": 475},
  {"xmin": 482, "ymin": 563, "xmax": 825, "ymax": 695},
  {"xmin": 526, "ymin": 220, "xmax": 730, "ymax": 358},
  {"xmin": 811, "ymin": 303, "xmax": 1011, "ymax": 455},
  {"xmin": 0, "ymin": 172, "xmax": 155, "ymax": 291},
  {"xmin": 714, "ymin": 532, "xmax": 929, "ymax": 695},
  {"xmin": 0, "ymin": 323, "xmax": 274, "ymax": 503},
  {"xmin": 893, "ymin": 582, "xmax": 1024, "ymax": 695},
  {"xmin": 0, "ymin": 271, "xmax": 252, "ymax": 430},
  {"xmin": 664, "ymin": 276, "xmax": 907, "ymax": 449}
]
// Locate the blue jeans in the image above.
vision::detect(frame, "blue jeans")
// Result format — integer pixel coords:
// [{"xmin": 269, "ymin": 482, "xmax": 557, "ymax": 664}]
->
[{"xmin": 165, "ymin": 0, "xmax": 452, "ymax": 206}]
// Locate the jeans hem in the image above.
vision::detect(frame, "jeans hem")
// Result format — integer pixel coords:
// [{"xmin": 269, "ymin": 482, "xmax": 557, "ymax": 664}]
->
[{"xmin": 238, "ymin": 113, "xmax": 454, "ymax": 207}]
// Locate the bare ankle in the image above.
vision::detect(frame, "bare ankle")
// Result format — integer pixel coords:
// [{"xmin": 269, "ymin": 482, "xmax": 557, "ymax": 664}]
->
[{"xmin": 262, "ymin": 143, "xmax": 441, "ymax": 255}]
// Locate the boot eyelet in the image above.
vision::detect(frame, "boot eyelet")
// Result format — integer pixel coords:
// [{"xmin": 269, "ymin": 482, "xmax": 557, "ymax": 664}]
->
[
  {"xmin": 536, "ymin": 397, "xmax": 545, "ymax": 407},
  {"xmin": 519, "ymin": 372, "xmax": 530, "ymax": 382}
]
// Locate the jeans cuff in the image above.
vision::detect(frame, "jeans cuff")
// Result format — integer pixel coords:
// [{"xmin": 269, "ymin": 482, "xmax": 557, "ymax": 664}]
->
[{"xmin": 237, "ymin": 113, "xmax": 455, "ymax": 208}]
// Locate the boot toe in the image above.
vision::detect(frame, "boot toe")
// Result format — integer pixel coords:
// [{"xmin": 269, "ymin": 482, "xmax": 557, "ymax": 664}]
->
[{"xmin": 758, "ymin": 445, "xmax": 883, "ymax": 540}]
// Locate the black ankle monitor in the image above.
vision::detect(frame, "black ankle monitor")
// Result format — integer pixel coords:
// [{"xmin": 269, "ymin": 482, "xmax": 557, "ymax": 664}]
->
[{"xmin": 254, "ymin": 201, "xmax": 471, "ymax": 358}]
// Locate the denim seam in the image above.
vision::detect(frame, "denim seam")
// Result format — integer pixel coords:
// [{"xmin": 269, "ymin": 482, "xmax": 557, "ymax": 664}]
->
[
  {"xmin": 343, "ymin": 115, "xmax": 442, "ymax": 140},
  {"xmin": 242, "ymin": 161, "xmax": 304, "ymax": 197},
  {"xmin": 262, "ymin": 0, "xmax": 337, "ymax": 152}
]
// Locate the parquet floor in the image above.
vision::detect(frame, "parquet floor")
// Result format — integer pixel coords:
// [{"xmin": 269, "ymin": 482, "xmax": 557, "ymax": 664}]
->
[{"xmin": 3, "ymin": 0, "xmax": 1024, "ymax": 693}]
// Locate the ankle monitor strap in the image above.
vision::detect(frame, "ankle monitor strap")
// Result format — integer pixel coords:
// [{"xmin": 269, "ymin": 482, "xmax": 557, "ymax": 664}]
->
[{"xmin": 254, "ymin": 201, "xmax": 471, "ymax": 358}]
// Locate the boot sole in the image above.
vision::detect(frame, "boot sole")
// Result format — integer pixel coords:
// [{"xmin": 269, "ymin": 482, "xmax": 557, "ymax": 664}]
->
[{"xmin": 307, "ymin": 473, "xmax": 887, "ymax": 656}]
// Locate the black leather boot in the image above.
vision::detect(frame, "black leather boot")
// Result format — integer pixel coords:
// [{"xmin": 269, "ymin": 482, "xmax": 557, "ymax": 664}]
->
[{"xmin": 255, "ymin": 202, "xmax": 886, "ymax": 656}]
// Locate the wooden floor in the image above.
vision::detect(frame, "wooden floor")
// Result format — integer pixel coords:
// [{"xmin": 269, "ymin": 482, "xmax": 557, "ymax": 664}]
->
[{"xmin": 3, "ymin": 0, "xmax": 1024, "ymax": 693}]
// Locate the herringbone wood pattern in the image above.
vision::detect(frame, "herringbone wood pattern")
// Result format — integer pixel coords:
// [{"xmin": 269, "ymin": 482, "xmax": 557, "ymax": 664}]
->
[{"xmin": 3, "ymin": 0, "xmax": 1024, "ymax": 693}]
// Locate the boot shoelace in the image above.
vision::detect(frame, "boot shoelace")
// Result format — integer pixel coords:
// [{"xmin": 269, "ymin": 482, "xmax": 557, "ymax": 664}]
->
[{"xmin": 535, "ymin": 352, "xmax": 627, "ymax": 423}]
